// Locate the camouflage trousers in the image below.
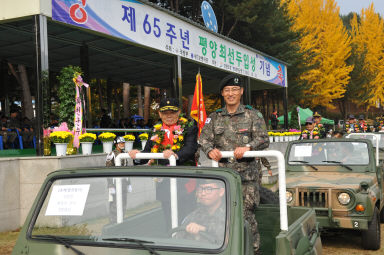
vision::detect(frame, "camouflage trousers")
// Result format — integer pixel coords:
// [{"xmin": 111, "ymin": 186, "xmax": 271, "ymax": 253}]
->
[{"xmin": 242, "ymin": 181, "xmax": 260, "ymax": 252}]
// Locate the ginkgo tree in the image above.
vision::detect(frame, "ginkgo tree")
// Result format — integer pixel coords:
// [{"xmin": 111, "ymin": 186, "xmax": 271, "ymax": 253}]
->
[
  {"xmin": 283, "ymin": 0, "xmax": 353, "ymax": 109},
  {"xmin": 350, "ymin": 3, "xmax": 384, "ymax": 109}
]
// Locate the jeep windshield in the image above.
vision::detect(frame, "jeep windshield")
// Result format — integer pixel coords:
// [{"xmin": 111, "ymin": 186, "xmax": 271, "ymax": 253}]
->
[
  {"xmin": 288, "ymin": 141, "xmax": 370, "ymax": 168},
  {"xmin": 29, "ymin": 176, "xmax": 227, "ymax": 251}
]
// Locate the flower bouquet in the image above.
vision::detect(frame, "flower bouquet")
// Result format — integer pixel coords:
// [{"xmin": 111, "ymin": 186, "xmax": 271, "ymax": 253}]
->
[{"xmin": 123, "ymin": 134, "xmax": 136, "ymax": 141}]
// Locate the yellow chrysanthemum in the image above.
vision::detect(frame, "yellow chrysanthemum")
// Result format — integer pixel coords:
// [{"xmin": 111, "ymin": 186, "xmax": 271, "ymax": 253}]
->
[
  {"xmin": 123, "ymin": 134, "xmax": 136, "ymax": 141},
  {"xmin": 179, "ymin": 117, "xmax": 187, "ymax": 123},
  {"xmin": 178, "ymin": 135, "xmax": 184, "ymax": 141},
  {"xmin": 151, "ymin": 147, "xmax": 158, "ymax": 153},
  {"xmin": 154, "ymin": 124, "xmax": 162, "ymax": 130}
]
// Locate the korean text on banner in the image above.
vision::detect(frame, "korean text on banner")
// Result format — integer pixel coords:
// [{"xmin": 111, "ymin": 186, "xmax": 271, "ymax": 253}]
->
[
  {"xmin": 190, "ymin": 73, "xmax": 207, "ymax": 136},
  {"xmin": 73, "ymin": 74, "xmax": 89, "ymax": 148}
]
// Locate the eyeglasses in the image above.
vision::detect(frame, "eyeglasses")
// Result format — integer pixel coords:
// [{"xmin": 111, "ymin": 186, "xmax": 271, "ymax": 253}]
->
[
  {"xmin": 196, "ymin": 186, "xmax": 221, "ymax": 194},
  {"xmin": 305, "ymin": 122, "xmax": 313, "ymax": 125},
  {"xmin": 222, "ymin": 87, "xmax": 241, "ymax": 94}
]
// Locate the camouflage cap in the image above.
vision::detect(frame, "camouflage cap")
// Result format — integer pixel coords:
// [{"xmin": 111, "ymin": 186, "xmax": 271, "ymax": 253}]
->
[
  {"xmin": 220, "ymin": 74, "xmax": 243, "ymax": 91},
  {"xmin": 159, "ymin": 98, "xmax": 180, "ymax": 112}
]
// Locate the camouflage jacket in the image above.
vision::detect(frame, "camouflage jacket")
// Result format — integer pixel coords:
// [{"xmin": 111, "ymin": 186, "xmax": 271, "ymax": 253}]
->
[
  {"xmin": 106, "ymin": 149, "xmax": 127, "ymax": 167},
  {"xmin": 176, "ymin": 204, "xmax": 225, "ymax": 244},
  {"xmin": 198, "ymin": 104, "xmax": 269, "ymax": 178}
]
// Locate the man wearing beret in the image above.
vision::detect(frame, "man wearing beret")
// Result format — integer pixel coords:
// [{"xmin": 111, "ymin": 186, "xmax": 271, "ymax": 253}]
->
[
  {"xmin": 198, "ymin": 73, "xmax": 269, "ymax": 253},
  {"xmin": 312, "ymin": 112, "xmax": 326, "ymax": 138}
]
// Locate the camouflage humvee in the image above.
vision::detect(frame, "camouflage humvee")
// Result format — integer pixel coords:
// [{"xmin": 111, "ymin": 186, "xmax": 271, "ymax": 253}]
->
[{"xmin": 285, "ymin": 138, "xmax": 384, "ymax": 250}]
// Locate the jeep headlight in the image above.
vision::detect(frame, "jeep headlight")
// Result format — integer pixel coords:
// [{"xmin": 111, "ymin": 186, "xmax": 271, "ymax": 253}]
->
[
  {"xmin": 286, "ymin": 191, "xmax": 293, "ymax": 203},
  {"xmin": 338, "ymin": 192, "xmax": 351, "ymax": 205}
]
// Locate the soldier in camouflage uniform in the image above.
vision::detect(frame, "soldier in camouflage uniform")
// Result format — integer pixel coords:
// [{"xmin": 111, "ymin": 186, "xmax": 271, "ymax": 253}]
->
[
  {"xmin": 176, "ymin": 179, "xmax": 225, "ymax": 245},
  {"xmin": 198, "ymin": 74, "xmax": 269, "ymax": 253},
  {"xmin": 105, "ymin": 136, "xmax": 131, "ymax": 223}
]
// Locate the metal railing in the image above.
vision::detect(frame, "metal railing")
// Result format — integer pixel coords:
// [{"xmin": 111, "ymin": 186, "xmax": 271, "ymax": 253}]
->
[
  {"xmin": 114, "ymin": 150, "xmax": 288, "ymax": 232},
  {"xmin": 86, "ymin": 128, "xmax": 151, "ymax": 133}
]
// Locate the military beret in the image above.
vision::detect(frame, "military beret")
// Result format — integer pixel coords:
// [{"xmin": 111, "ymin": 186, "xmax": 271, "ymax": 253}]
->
[
  {"xmin": 159, "ymin": 98, "xmax": 180, "ymax": 112},
  {"xmin": 220, "ymin": 74, "xmax": 243, "ymax": 91}
]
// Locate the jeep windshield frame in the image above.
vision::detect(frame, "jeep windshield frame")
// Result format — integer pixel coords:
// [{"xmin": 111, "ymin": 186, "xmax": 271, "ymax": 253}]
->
[
  {"xmin": 286, "ymin": 139, "xmax": 373, "ymax": 172},
  {"xmin": 26, "ymin": 168, "xmax": 232, "ymax": 253}
]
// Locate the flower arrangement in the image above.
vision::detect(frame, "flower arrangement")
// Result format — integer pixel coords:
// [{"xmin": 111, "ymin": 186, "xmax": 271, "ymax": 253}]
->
[
  {"xmin": 50, "ymin": 131, "xmax": 73, "ymax": 144},
  {"xmin": 149, "ymin": 118, "xmax": 193, "ymax": 153},
  {"xmin": 79, "ymin": 133, "xmax": 97, "ymax": 143},
  {"xmin": 98, "ymin": 132, "xmax": 116, "ymax": 142},
  {"xmin": 139, "ymin": 133, "xmax": 149, "ymax": 141},
  {"xmin": 123, "ymin": 134, "xmax": 136, "ymax": 141}
]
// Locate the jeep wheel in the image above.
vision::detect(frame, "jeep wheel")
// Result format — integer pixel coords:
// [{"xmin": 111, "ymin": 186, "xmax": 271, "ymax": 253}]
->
[
  {"xmin": 361, "ymin": 207, "xmax": 381, "ymax": 250},
  {"xmin": 259, "ymin": 186, "xmax": 279, "ymax": 204}
]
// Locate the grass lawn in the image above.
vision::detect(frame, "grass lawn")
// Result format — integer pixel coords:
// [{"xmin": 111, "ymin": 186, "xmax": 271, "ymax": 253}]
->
[{"xmin": 0, "ymin": 229, "xmax": 20, "ymax": 255}]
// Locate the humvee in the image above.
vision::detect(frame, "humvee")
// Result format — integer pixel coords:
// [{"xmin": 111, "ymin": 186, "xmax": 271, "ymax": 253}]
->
[
  {"xmin": 12, "ymin": 151, "xmax": 322, "ymax": 255},
  {"xmin": 285, "ymin": 138, "xmax": 383, "ymax": 250}
]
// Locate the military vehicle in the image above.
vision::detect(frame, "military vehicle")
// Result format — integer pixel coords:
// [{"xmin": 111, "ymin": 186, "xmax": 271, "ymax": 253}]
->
[
  {"xmin": 12, "ymin": 151, "xmax": 321, "ymax": 255},
  {"xmin": 285, "ymin": 138, "xmax": 383, "ymax": 250}
]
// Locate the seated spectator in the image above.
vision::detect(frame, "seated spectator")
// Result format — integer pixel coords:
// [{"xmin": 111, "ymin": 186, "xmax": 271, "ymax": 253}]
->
[{"xmin": 1, "ymin": 115, "xmax": 17, "ymax": 149}]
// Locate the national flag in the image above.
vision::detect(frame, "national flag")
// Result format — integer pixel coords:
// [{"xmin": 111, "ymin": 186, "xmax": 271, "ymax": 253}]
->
[{"xmin": 190, "ymin": 73, "xmax": 207, "ymax": 136}]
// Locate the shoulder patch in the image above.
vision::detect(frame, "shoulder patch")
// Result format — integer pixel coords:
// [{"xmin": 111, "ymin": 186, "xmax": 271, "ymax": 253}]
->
[
  {"xmin": 245, "ymin": 105, "xmax": 253, "ymax": 110},
  {"xmin": 257, "ymin": 112, "xmax": 263, "ymax": 118},
  {"xmin": 205, "ymin": 118, "xmax": 211, "ymax": 124},
  {"xmin": 216, "ymin": 109, "xmax": 222, "ymax": 113}
]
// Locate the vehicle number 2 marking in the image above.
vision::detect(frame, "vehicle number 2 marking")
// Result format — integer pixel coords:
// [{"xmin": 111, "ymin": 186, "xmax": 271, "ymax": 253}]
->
[{"xmin": 353, "ymin": 221, "xmax": 359, "ymax": 228}]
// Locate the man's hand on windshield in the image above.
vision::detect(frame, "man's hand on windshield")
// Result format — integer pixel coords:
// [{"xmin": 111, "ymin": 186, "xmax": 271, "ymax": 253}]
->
[
  {"xmin": 186, "ymin": 222, "xmax": 206, "ymax": 234},
  {"xmin": 208, "ymin": 149, "xmax": 222, "ymax": 162},
  {"xmin": 234, "ymin": 147, "xmax": 250, "ymax": 159},
  {"xmin": 128, "ymin": 150, "xmax": 140, "ymax": 159}
]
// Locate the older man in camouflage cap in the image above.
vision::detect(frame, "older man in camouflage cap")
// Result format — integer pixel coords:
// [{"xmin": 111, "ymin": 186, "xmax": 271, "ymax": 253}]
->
[{"xmin": 198, "ymin": 73, "xmax": 269, "ymax": 253}]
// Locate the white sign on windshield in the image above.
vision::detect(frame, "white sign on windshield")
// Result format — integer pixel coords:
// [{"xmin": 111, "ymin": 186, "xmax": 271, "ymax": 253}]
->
[
  {"xmin": 294, "ymin": 145, "xmax": 312, "ymax": 157},
  {"xmin": 45, "ymin": 184, "xmax": 90, "ymax": 216}
]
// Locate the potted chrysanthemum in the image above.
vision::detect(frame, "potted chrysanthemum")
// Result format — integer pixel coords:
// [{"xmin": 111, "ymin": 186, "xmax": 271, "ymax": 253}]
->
[
  {"xmin": 138, "ymin": 133, "xmax": 149, "ymax": 150},
  {"xmin": 123, "ymin": 134, "xmax": 136, "ymax": 151},
  {"xmin": 49, "ymin": 131, "xmax": 73, "ymax": 156},
  {"xmin": 79, "ymin": 133, "xmax": 97, "ymax": 155},
  {"xmin": 98, "ymin": 132, "xmax": 116, "ymax": 153}
]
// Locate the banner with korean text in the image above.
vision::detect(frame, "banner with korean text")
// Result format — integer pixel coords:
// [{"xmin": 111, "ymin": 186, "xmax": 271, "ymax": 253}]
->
[{"xmin": 52, "ymin": 0, "xmax": 287, "ymax": 87}]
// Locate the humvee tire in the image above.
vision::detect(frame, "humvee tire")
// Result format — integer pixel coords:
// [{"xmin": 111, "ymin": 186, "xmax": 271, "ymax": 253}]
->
[
  {"xmin": 260, "ymin": 186, "xmax": 279, "ymax": 204},
  {"xmin": 362, "ymin": 207, "xmax": 381, "ymax": 250}
]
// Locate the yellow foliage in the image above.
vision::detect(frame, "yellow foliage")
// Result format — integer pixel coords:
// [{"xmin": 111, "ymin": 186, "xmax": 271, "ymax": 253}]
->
[
  {"xmin": 350, "ymin": 4, "xmax": 384, "ymax": 108},
  {"xmin": 284, "ymin": 0, "xmax": 353, "ymax": 108}
]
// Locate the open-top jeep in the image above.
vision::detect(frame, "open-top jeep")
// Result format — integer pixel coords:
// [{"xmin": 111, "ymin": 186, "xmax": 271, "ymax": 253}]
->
[
  {"xmin": 285, "ymin": 138, "xmax": 384, "ymax": 250},
  {"xmin": 12, "ymin": 151, "xmax": 322, "ymax": 255}
]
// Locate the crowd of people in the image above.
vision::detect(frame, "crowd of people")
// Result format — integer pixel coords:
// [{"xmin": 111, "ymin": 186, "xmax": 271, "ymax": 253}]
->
[{"xmin": 0, "ymin": 106, "xmax": 35, "ymax": 149}]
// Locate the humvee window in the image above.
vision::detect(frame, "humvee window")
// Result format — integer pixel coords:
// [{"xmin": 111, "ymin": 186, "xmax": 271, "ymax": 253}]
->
[
  {"xmin": 30, "ymin": 176, "xmax": 227, "ymax": 250},
  {"xmin": 288, "ymin": 141, "xmax": 369, "ymax": 167}
]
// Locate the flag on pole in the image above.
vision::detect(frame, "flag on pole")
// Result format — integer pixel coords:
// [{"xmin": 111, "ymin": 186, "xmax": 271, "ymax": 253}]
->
[{"xmin": 190, "ymin": 72, "xmax": 207, "ymax": 136}]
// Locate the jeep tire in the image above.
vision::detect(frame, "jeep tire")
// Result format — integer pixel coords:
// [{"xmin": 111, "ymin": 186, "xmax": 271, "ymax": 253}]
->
[
  {"xmin": 361, "ymin": 207, "xmax": 381, "ymax": 250},
  {"xmin": 259, "ymin": 186, "xmax": 279, "ymax": 204}
]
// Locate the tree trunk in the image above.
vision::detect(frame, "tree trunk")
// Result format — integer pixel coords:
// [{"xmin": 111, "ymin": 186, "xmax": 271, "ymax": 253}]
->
[
  {"xmin": 143, "ymin": 86, "xmax": 151, "ymax": 123},
  {"xmin": 137, "ymin": 85, "xmax": 143, "ymax": 116},
  {"xmin": 123, "ymin": 82, "xmax": 130, "ymax": 118},
  {"xmin": 8, "ymin": 63, "xmax": 34, "ymax": 119},
  {"xmin": 226, "ymin": 18, "xmax": 238, "ymax": 37},
  {"xmin": 97, "ymin": 79, "xmax": 104, "ymax": 110}
]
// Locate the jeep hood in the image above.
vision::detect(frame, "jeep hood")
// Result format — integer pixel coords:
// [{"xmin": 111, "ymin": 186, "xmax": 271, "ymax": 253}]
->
[{"xmin": 286, "ymin": 171, "xmax": 376, "ymax": 190}]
